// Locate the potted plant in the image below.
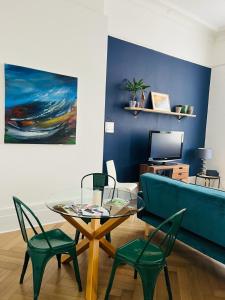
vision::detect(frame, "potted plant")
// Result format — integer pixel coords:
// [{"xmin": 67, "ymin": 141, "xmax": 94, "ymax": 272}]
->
[{"xmin": 125, "ymin": 78, "xmax": 150, "ymax": 108}]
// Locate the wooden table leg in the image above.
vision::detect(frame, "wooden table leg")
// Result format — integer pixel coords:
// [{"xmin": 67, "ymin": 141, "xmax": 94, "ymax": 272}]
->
[
  {"xmin": 86, "ymin": 219, "xmax": 100, "ymax": 300},
  {"xmin": 61, "ymin": 214, "xmax": 94, "ymax": 239},
  {"xmin": 60, "ymin": 215, "xmax": 130, "ymax": 300},
  {"xmin": 62, "ymin": 238, "xmax": 90, "ymax": 264},
  {"xmin": 94, "ymin": 215, "xmax": 129, "ymax": 239},
  {"xmin": 99, "ymin": 238, "xmax": 115, "ymax": 257}
]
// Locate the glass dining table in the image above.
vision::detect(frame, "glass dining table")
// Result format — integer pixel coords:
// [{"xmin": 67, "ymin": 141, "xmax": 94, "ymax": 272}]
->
[{"xmin": 46, "ymin": 187, "xmax": 144, "ymax": 300}]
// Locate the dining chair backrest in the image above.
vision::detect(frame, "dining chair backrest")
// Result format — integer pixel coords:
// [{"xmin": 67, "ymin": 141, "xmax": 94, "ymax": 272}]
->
[
  {"xmin": 81, "ymin": 173, "xmax": 116, "ymax": 204},
  {"xmin": 106, "ymin": 160, "xmax": 118, "ymax": 185},
  {"xmin": 135, "ymin": 209, "xmax": 186, "ymax": 264},
  {"xmin": 81, "ymin": 173, "xmax": 116, "ymax": 190},
  {"xmin": 13, "ymin": 196, "xmax": 52, "ymax": 249}
]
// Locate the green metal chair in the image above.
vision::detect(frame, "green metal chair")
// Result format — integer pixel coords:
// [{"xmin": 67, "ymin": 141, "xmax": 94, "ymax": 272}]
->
[
  {"xmin": 104, "ymin": 209, "xmax": 186, "ymax": 300},
  {"xmin": 13, "ymin": 196, "xmax": 82, "ymax": 300},
  {"xmin": 75, "ymin": 173, "xmax": 116, "ymax": 244}
]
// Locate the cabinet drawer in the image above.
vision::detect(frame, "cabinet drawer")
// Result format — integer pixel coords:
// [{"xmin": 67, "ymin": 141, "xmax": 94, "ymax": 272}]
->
[
  {"xmin": 172, "ymin": 172, "xmax": 188, "ymax": 180},
  {"xmin": 173, "ymin": 165, "xmax": 189, "ymax": 174}
]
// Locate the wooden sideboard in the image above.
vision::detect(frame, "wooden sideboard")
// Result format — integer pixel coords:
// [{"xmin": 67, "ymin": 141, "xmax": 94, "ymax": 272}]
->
[{"xmin": 139, "ymin": 163, "xmax": 189, "ymax": 182}]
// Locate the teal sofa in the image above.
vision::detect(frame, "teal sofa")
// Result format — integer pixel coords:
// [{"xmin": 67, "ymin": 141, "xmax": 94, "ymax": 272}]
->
[{"xmin": 138, "ymin": 173, "xmax": 225, "ymax": 264}]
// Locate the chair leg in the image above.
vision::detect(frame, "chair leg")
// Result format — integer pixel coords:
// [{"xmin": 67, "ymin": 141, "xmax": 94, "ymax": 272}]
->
[
  {"xmin": 75, "ymin": 230, "xmax": 80, "ymax": 244},
  {"xmin": 30, "ymin": 253, "xmax": 49, "ymax": 300},
  {"xmin": 56, "ymin": 254, "xmax": 61, "ymax": 269},
  {"xmin": 20, "ymin": 251, "xmax": 30, "ymax": 284},
  {"xmin": 164, "ymin": 264, "xmax": 173, "ymax": 300},
  {"xmin": 69, "ymin": 249, "xmax": 82, "ymax": 292},
  {"xmin": 105, "ymin": 259, "xmax": 121, "ymax": 300},
  {"xmin": 105, "ymin": 232, "xmax": 111, "ymax": 243},
  {"xmin": 138, "ymin": 265, "xmax": 163, "ymax": 300}
]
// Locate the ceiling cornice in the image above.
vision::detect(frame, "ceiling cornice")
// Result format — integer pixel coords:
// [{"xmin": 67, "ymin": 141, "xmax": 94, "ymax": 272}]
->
[
  {"xmin": 158, "ymin": 0, "xmax": 218, "ymax": 31},
  {"xmin": 130, "ymin": 0, "xmax": 216, "ymax": 38}
]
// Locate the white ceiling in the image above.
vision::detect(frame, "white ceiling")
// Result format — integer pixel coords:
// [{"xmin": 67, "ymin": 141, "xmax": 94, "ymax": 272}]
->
[{"xmin": 158, "ymin": 0, "xmax": 225, "ymax": 31}]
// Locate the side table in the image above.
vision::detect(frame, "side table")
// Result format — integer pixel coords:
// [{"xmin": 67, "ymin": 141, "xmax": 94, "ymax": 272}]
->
[{"xmin": 195, "ymin": 173, "xmax": 221, "ymax": 188}]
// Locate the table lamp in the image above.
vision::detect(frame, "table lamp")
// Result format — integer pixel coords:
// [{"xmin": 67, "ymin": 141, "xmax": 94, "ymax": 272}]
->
[{"xmin": 196, "ymin": 148, "xmax": 213, "ymax": 174}]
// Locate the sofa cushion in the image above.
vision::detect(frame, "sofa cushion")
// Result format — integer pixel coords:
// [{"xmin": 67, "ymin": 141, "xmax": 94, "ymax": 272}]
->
[{"xmin": 141, "ymin": 173, "xmax": 225, "ymax": 248}]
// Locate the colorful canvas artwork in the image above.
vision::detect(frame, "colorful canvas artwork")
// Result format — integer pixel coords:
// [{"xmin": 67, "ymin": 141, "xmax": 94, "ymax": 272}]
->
[{"xmin": 4, "ymin": 64, "xmax": 77, "ymax": 144}]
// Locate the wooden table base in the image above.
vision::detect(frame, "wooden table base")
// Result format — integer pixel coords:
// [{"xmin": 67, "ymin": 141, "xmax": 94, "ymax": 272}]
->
[{"xmin": 61, "ymin": 215, "xmax": 129, "ymax": 300}]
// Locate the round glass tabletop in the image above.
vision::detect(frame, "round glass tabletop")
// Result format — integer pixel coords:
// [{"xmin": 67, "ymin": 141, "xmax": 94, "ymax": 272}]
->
[{"xmin": 46, "ymin": 188, "xmax": 144, "ymax": 219}]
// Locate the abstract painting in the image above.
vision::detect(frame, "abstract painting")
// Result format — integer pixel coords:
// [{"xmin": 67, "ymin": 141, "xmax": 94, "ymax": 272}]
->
[{"xmin": 4, "ymin": 64, "xmax": 77, "ymax": 144}]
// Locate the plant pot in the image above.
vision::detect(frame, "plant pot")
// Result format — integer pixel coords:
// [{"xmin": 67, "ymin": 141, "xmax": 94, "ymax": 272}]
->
[
  {"xmin": 187, "ymin": 105, "xmax": 194, "ymax": 114},
  {"xmin": 181, "ymin": 105, "xmax": 188, "ymax": 114},
  {"xmin": 129, "ymin": 100, "xmax": 137, "ymax": 108},
  {"xmin": 175, "ymin": 105, "xmax": 182, "ymax": 113}
]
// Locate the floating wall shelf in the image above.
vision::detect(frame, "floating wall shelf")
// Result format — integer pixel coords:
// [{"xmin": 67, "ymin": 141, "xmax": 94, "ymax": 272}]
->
[{"xmin": 124, "ymin": 107, "xmax": 196, "ymax": 120}]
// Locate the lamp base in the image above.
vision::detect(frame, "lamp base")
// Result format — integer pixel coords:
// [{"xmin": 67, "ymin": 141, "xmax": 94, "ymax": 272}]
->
[{"xmin": 199, "ymin": 159, "xmax": 207, "ymax": 175}]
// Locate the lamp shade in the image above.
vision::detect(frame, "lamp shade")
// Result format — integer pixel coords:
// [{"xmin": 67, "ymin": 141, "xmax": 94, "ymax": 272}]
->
[{"xmin": 196, "ymin": 148, "xmax": 213, "ymax": 160}]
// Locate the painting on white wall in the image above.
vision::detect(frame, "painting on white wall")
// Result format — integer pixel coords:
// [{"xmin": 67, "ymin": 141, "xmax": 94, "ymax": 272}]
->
[{"xmin": 4, "ymin": 64, "xmax": 77, "ymax": 144}]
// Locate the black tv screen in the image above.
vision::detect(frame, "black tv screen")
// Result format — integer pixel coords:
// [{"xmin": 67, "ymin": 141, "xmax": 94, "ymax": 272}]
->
[{"xmin": 149, "ymin": 131, "xmax": 184, "ymax": 161}]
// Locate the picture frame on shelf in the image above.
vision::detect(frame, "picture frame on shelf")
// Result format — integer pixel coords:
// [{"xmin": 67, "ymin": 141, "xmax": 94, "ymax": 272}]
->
[{"xmin": 151, "ymin": 92, "xmax": 171, "ymax": 112}]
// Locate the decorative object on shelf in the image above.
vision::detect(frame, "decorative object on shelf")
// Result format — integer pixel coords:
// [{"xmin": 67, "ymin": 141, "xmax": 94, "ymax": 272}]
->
[
  {"xmin": 124, "ymin": 107, "xmax": 197, "ymax": 120},
  {"xmin": 125, "ymin": 78, "xmax": 150, "ymax": 108},
  {"xmin": 151, "ymin": 92, "xmax": 171, "ymax": 112},
  {"xmin": 136, "ymin": 101, "xmax": 141, "ymax": 108},
  {"xmin": 181, "ymin": 105, "xmax": 189, "ymax": 114},
  {"xmin": 187, "ymin": 105, "xmax": 194, "ymax": 114},
  {"xmin": 4, "ymin": 64, "xmax": 77, "ymax": 144},
  {"xmin": 175, "ymin": 105, "xmax": 182, "ymax": 113},
  {"xmin": 140, "ymin": 83, "xmax": 150, "ymax": 107},
  {"xmin": 196, "ymin": 147, "xmax": 213, "ymax": 174},
  {"xmin": 140, "ymin": 90, "xmax": 146, "ymax": 108},
  {"xmin": 129, "ymin": 100, "xmax": 137, "ymax": 108}
]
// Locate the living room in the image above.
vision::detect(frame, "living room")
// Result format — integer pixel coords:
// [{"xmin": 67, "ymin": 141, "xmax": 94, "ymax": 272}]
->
[{"xmin": 0, "ymin": 0, "xmax": 225, "ymax": 299}]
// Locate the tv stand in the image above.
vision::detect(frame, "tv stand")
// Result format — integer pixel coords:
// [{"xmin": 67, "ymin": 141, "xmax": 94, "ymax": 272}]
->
[
  {"xmin": 148, "ymin": 161, "xmax": 178, "ymax": 166},
  {"xmin": 140, "ymin": 163, "xmax": 189, "ymax": 182}
]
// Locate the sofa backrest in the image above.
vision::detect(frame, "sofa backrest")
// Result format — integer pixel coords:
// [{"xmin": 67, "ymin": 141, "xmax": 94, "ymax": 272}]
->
[{"xmin": 141, "ymin": 173, "xmax": 225, "ymax": 247}]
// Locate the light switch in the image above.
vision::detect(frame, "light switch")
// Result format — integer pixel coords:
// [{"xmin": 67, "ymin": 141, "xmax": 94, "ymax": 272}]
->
[{"xmin": 105, "ymin": 121, "xmax": 114, "ymax": 133}]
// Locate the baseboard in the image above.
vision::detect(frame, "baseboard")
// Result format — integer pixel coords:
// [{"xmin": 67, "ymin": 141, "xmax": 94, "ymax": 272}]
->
[{"xmin": 0, "ymin": 202, "xmax": 63, "ymax": 233}]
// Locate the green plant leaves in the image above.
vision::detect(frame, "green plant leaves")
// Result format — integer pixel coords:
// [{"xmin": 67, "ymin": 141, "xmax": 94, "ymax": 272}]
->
[{"xmin": 125, "ymin": 78, "xmax": 150, "ymax": 93}]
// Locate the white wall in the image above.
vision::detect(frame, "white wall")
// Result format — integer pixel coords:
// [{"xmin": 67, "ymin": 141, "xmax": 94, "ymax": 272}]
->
[
  {"xmin": 205, "ymin": 65, "xmax": 225, "ymax": 189},
  {"xmin": 105, "ymin": 0, "xmax": 215, "ymax": 67},
  {"xmin": 0, "ymin": 0, "xmax": 107, "ymax": 232},
  {"xmin": 205, "ymin": 29, "xmax": 225, "ymax": 189},
  {"xmin": 212, "ymin": 30, "xmax": 225, "ymax": 66},
  {"xmin": 78, "ymin": 0, "xmax": 104, "ymax": 13}
]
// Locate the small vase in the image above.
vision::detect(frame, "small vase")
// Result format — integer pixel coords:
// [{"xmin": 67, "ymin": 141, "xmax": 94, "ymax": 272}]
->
[
  {"xmin": 136, "ymin": 101, "xmax": 141, "ymax": 108},
  {"xmin": 175, "ymin": 105, "xmax": 182, "ymax": 113},
  {"xmin": 187, "ymin": 105, "xmax": 194, "ymax": 114},
  {"xmin": 181, "ymin": 105, "xmax": 188, "ymax": 114},
  {"xmin": 129, "ymin": 100, "xmax": 136, "ymax": 108},
  {"xmin": 140, "ymin": 91, "xmax": 146, "ymax": 108}
]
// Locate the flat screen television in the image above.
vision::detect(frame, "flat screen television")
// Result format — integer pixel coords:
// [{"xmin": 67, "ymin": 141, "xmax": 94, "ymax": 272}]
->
[{"xmin": 149, "ymin": 131, "xmax": 184, "ymax": 163}]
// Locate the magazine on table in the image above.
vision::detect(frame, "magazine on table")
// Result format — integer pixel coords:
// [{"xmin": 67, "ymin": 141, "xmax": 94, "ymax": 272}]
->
[
  {"xmin": 105, "ymin": 197, "xmax": 129, "ymax": 207},
  {"xmin": 63, "ymin": 204, "xmax": 109, "ymax": 217}
]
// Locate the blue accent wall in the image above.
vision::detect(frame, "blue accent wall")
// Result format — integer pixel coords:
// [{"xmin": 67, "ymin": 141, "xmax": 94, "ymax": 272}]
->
[{"xmin": 103, "ymin": 36, "xmax": 211, "ymax": 181}]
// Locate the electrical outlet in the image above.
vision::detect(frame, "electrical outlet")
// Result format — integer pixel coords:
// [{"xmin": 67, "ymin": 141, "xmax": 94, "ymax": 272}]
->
[{"xmin": 105, "ymin": 122, "xmax": 114, "ymax": 133}]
